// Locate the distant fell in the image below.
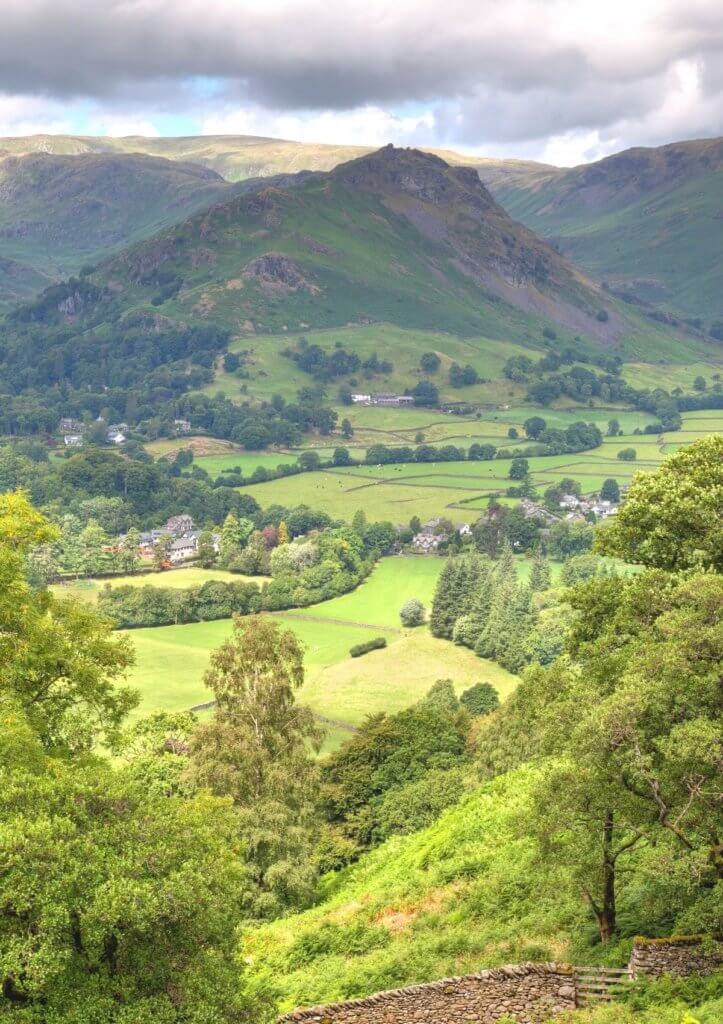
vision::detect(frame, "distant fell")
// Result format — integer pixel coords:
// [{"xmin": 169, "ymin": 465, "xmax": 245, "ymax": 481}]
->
[
  {"xmin": 13, "ymin": 145, "xmax": 694, "ymax": 363},
  {"xmin": 486, "ymin": 136, "xmax": 723, "ymax": 323},
  {"xmin": 0, "ymin": 151, "xmax": 235, "ymax": 309}
]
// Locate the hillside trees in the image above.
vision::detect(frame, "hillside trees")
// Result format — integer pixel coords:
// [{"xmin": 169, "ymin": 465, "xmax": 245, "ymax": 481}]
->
[
  {"xmin": 0, "ymin": 496, "xmax": 271, "ymax": 1021},
  {"xmin": 320, "ymin": 686, "xmax": 470, "ymax": 857},
  {"xmin": 597, "ymin": 434, "xmax": 723, "ymax": 571},
  {"xmin": 187, "ymin": 617, "xmax": 323, "ymax": 918},
  {"xmin": 0, "ymin": 492, "xmax": 137, "ymax": 753}
]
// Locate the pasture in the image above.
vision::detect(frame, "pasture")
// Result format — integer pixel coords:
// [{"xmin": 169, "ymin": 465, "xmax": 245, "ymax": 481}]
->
[
  {"xmin": 51, "ymin": 567, "xmax": 265, "ymax": 604},
  {"xmin": 237, "ymin": 412, "xmax": 721, "ymax": 523},
  {"xmin": 119, "ymin": 556, "xmax": 518, "ymax": 748}
]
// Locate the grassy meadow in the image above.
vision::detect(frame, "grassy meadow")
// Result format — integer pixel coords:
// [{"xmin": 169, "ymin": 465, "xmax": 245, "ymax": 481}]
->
[
  {"xmin": 51, "ymin": 567, "xmax": 265, "ymax": 604},
  {"xmin": 114, "ymin": 556, "xmax": 518, "ymax": 747}
]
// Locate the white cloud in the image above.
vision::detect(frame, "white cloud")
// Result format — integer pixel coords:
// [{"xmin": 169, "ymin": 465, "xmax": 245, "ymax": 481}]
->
[{"xmin": 201, "ymin": 104, "xmax": 433, "ymax": 147}]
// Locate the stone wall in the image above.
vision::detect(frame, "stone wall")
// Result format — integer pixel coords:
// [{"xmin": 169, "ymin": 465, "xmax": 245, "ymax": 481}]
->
[
  {"xmin": 629, "ymin": 937, "xmax": 723, "ymax": 979},
  {"xmin": 279, "ymin": 963, "xmax": 576, "ymax": 1024}
]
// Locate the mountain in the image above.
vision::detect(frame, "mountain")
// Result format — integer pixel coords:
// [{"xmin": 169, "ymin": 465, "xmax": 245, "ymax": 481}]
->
[
  {"xmin": 0, "ymin": 132, "xmax": 540, "ymax": 184},
  {"xmin": 484, "ymin": 137, "xmax": 723, "ymax": 325},
  {"xmin": 60, "ymin": 144, "xmax": 686, "ymax": 353},
  {"xmin": 0, "ymin": 151, "xmax": 236, "ymax": 309}
]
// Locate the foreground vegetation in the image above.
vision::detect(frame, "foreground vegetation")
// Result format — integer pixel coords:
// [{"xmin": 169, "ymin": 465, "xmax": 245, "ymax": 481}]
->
[{"xmin": 0, "ymin": 437, "xmax": 720, "ymax": 1023}]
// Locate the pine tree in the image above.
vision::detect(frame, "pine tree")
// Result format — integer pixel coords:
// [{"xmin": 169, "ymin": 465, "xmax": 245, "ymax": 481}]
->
[
  {"xmin": 474, "ymin": 575, "xmax": 515, "ymax": 660},
  {"xmin": 529, "ymin": 549, "xmax": 551, "ymax": 592},
  {"xmin": 277, "ymin": 520, "xmax": 290, "ymax": 545},
  {"xmin": 496, "ymin": 540, "xmax": 517, "ymax": 582},
  {"xmin": 430, "ymin": 558, "xmax": 460, "ymax": 638},
  {"xmin": 453, "ymin": 560, "xmax": 493, "ymax": 649},
  {"xmin": 494, "ymin": 585, "xmax": 537, "ymax": 673}
]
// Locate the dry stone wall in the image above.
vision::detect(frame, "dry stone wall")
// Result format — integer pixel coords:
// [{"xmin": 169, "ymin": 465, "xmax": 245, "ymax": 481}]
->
[
  {"xmin": 629, "ymin": 937, "xmax": 723, "ymax": 978},
  {"xmin": 279, "ymin": 963, "xmax": 576, "ymax": 1024}
]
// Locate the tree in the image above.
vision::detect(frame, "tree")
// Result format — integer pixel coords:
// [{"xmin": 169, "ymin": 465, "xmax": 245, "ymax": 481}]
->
[
  {"xmin": 0, "ymin": 704, "xmax": 270, "ymax": 1022},
  {"xmin": 277, "ymin": 520, "xmax": 290, "ymax": 545},
  {"xmin": 600, "ymin": 478, "xmax": 620, "ymax": 502},
  {"xmin": 152, "ymin": 532, "xmax": 172, "ymax": 571},
  {"xmin": 460, "ymin": 682, "xmax": 499, "ymax": 717},
  {"xmin": 607, "ymin": 418, "xmax": 621, "ymax": 437},
  {"xmin": 507, "ymin": 427, "xmax": 519, "ymax": 439},
  {"xmin": 0, "ymin": 493, "xmax": 137, "ymax": 754},
  {"xmin": 341, "ymin": 417, "xmax": 354, "ymax": 438},
  {"xmin": 400, "ymin": 598, "xmax": 426, "ymax": 627},
  {"xmin": 79, "ymin": 518, "xmax": 109, "ymax": 575},
  {"xmin": 333, "ymin": 446, "xmax": 352, "ymax": 466},
  {"xmin": 523, "ymin": 416, "xmax": 547, "ymax": 439},
  {"xmin": 509, "ymin": 458, "xmax": 529, "ymax": 480},
  {"xmin": 196, "ymin": 530, "xmax": 216, "ymax": 568},
  {"xmin": 420, "ymin": 351, "xmax": 441, "ymax": 373},
  {"xmin": 187, "ymin": 617, "xmax": 322, "ymax": 917},
  {"xmin": 409, "ymin": 515, "xmax": 421, "ymax": 535},
  {"xmin": 693, "ymin": 375, "xmax": 707, "ymax": 391},
  {"xmin": 617, "ymin": 447, "xmax": 637, "ymax": 460},
  {"xmin": 546, "ymin": 520, "xmax": 594, "ymax": 559},
  {"xmin": 410, "ymin": 380, "xmax": 439, "ymax": 406},
  {"xmin": 119, "ymin": 526, "xmax": 140, "ymax": 572},
  {"xmin": 529, "ymin": 549, "xmax": 551, "ymax": 591},
  {"xmin": 597, "ymin": 435, "xmax": 723, "ymax": 571}
]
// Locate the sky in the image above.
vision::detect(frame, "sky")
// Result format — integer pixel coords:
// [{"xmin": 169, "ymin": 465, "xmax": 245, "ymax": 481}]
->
[{"xmin": 1, "ymin": 0, "xmax": 722, "ymax": 166}]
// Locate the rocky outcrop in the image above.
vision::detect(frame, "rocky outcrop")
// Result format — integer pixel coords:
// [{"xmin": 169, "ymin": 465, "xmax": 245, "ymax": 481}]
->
[{"xmin": 242, "ymin": 253, "xmax": 318, "ymax": 292}]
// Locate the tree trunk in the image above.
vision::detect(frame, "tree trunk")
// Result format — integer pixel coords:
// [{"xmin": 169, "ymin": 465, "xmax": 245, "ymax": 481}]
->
[{"xmin": 598, "ymin": 809, "xmax": 617, "ymax": 943}]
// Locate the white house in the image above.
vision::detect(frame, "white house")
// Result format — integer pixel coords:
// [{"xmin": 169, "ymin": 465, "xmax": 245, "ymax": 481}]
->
[
  {"xmin": 351, "ymin": 394, "xmax": 372, "ymax": 404},
  {"xmin": 63, "ymin": 434, "xmax": 83, "ymax": 447}
]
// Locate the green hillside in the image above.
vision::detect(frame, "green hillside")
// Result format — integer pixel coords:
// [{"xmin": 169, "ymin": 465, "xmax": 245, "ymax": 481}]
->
[
  {"xmin": 53, "ymin": 146, "xmax": 702, "ymax": 352},
  {"xmin": 0, "ymin": 152, "xmax": 234, "ymax": 309},
  {"xmin": 487, "ymin": 137, "xmax": 723, "ymax": 324}
]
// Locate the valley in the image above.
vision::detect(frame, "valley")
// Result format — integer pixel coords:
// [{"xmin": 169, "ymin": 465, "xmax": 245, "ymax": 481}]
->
[{"xmin": 0, "ymin": 128, "xmax": 721, "ymax": 1024}]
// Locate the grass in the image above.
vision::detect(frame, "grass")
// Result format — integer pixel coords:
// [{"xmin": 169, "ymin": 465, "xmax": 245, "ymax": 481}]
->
[
  {"xmin": 51, "ymin": 567, "xmax": 264, "ymax": 604},
  {"xmin": 245, "ymin": 766, "xmax": 583, "ymax": 1012},
  {"xmin": 118, "ymin": 556, "xmax": 519, "ymax": 742},
  {"xmin": 234, "ymin": 412, "xmax": 720, "ymax": 523},
  {"xmin": 299, "ymin": 557, "xmax": 444, "ymax": 628}
]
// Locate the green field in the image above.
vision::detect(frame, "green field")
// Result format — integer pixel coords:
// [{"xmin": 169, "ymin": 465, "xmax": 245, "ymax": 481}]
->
[
  {"xmin": 119, "ymin": 556, "xmax": 518, "ymax": 746},
  {"xmin": 51, "ymin": 567, "xmax": 265, "ymax": 604},
  {"xmin": 235, "ymin": 413, "xmax": 721, "ymax": 523}
]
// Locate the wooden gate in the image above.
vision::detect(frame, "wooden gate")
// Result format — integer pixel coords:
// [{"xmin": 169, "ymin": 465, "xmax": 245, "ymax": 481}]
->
[{"xmin": 572, "ymin": 966, "xmax": 633, "ymax": 1007}]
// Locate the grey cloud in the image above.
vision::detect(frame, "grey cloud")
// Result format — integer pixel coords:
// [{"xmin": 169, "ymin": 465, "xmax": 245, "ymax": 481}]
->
[{"xmin": 0, "ymin": 0, "xmax": 722, "ymax": 152}]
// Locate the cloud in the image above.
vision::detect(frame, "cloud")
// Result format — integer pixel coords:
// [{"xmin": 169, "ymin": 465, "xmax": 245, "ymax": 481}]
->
[{"xmin": 0, "ymin": 0, "xmax": 721, "ymax": 161}]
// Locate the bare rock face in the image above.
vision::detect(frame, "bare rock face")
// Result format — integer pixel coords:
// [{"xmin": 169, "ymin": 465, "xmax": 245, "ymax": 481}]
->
[
  {"xmin": 333, "ymin": 144, "xmax": 495, "ymax": 211},
  {"xmin": 242, "ymin": 252, "xmax": 317, "ymax": 292}
]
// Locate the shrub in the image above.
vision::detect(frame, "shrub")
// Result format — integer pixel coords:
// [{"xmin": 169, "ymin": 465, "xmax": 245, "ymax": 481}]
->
[
  {"xmin": 350, "ymin": 637, "xmax": 387, "ymax": 658},
  {"xmin": 617, "ymin": 448, "xmax": 637, "ymax": 461},
  {"xmin": 400, "ymin": 598, "xmax": 426, "ymax": 627},
  {"xmin": 460, "ymin": 682, "xmax": 500, "ymax": 717}
]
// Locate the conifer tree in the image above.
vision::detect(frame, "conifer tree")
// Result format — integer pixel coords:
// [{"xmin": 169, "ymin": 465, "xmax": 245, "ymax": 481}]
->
[
  {"xmin": 277, "ymin": 520, "xmax": 290, "ymax": 545},
  {"xmin": 496, "ymin": 539, "xmax": 517, "ymax": 581},
  {"xmin": 529, "ymin": 549, "xmax": 551, "ymax": 591},
  {"xmin": 430, "ymin": 557, "xmax": 461, "ymax": 638}
]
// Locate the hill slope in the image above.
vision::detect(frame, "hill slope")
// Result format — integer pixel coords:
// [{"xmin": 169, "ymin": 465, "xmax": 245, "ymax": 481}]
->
[
  {"xmin": 66, "ymin": 145, "xmax": 692, "ymax": 354},
  {"xmin": 485, "ymin": 137, "xmax": 723, "ymax": 324},
  {"xmin": 0, "ymin": 152, "xmax": 237, "ymax": 309},
  {"xmin": 0, "ymin": 132, "xmax": 544, "ymax": 185}
]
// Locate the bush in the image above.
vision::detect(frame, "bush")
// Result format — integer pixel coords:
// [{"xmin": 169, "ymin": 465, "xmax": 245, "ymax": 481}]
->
[
  {"xmin": 400, "ymin": 598, "xmax": 426, "ymax": 627},
  {"xmin": 460, "ymin": 682, "xmax": 500, "ymax": 717},
  {"xmin": 350, "ymin": 637, "xmax": 387, "ymax": 657},
  {"xmin": 617, "ymin": 448, "xmax": 637, "ymax": 461}
]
